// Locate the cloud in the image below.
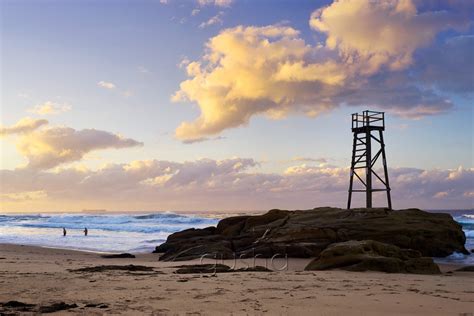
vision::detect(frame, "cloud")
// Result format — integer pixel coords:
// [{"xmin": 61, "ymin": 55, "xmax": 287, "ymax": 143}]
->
[
  {"xmin": 337, "ymin": 72, "xmax": 455, "ymax": 119},
  {"xmin": 160, "ymin": 0, "xmax": 232, "ymax": 7},
  {"xmin": 415, "ymin": 35, "xmax": 474, "ymax": 93},
  {"xmin": 197, "ymin": 0, "xmax": 233, "ymax": 7},
  {"xmin": 172, "ymin": 25, "xmax": 345, "ymax": 141},
  {"xmin": 0, "ymin": 117, "xmax": 49, "ymax": 136},
  {"xmin": 138, "ymin": 66, "xmax": 151, "ymax": 74},
  {"xmin": 122, "ymin": 90, "xmax": 133, "ymax": 97},
  {"xmin": 28, "ymin": 101, "xmax": 72, "ymax": 115},
  {"xmin": 199, "ymin": 11, "xmax": 224, "ymax": 28},
  {"xmin": 173, "ymin": 0, "xmax": 472, "ymax": 142},
  {"xmin": 291, "ymin": 157, "xmax": 328, "ymax": 163},
  {"xmin": 433, "ymin": 191, "xmax": 449, "ymax": 199},
  {"xmin": 309, "ymin": 0, "xmax": 469, "ymax": 73},
  {"xmin": 1, "ymin": 158, "xmax": 472, "ymax": 210},
  {"xmin": 16, "ymin": 127, "xmax": 143, "ymax": 170},
  {"xmin": 181, "ymin": 135, "xmax": 226, "ymax": 144},
  {"xmin": 1, "ymin": 190, "xmax": 47, "ymax": 202},
  {"xmin": 97, "ymin": 81, "xmax": 116, "ymax": 89},
  {"xmin": 98, "ymin": 80, "xmax": 133, "ymax": 97}
]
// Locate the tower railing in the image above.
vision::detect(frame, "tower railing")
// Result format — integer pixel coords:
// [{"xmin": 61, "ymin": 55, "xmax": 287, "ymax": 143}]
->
[{"xmin": 351, "ymin": 110, "xmax": 385, "ymax": 130}]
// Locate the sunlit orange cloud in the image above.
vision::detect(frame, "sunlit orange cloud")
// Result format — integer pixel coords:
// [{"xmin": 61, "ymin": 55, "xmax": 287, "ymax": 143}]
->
[
  {"xmin": 0, "ymin": 117, "xmax": 48, "ymax": 136},
  {"xmin": 1, "ymin": 117, "xmax": 143, "ymax": 170},
  {"xmin": 172, "ymin": 0, "xmax": 470, "ymax": 142}
]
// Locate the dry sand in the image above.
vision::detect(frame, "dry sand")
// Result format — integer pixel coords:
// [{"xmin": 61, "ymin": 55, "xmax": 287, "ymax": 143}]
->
[{"xmin": 0, "ymin": 243, "xmax": 473, "ymax": 315}]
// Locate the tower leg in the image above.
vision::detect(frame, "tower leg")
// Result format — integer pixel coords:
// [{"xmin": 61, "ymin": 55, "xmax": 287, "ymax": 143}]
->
[
  {"xmin": 365, "ymin": 129, "xmax": 372, "ymax": 208},
  {"xmin": 379, "ymin": 130, "xmax": 392, "ymax": 209},
  {"xmin": 347, "ymin": 133, "xmax": 357, "ymax": 209}
]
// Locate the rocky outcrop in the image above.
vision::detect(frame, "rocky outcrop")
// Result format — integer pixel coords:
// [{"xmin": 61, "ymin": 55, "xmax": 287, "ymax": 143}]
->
[
  {"xmin": 154, "ymin": 207, "xmax": 468, "ymax": 261},
  {"xmin": 304, "ymin": 240, "xmax": 441, "ymax": 274}
]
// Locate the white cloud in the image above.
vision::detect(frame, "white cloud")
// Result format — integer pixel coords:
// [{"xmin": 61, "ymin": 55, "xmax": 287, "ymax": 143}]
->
[
  {"xmin": 197, "ymin": 0, "xmax": 233, "ymax": 8},
  {"xmin": 199, "ymin": 12, "xmax": 224, "ymax": 28},
  {"xmin": 162, "ymin": 0, "xmax": 233, "ymax": 7},
  {"xmin": 0, "ymin": 117, "xmax": 49, "ymax": 136},
  {"xmin": 28, "ymin": 101, "xmax": 72, "ymax": 115},
  {"xmin": 97, "ymin": 81, "xmax": 116, "ymax": 89}
]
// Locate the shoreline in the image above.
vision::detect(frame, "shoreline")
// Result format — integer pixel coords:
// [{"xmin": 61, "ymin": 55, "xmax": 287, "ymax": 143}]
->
[
  {"xmin": 0, "ymin": 242, "xmax": 470, "ymax": 272},
  {"xmin": 1, "ymin": 244, "xmax": 473, "ymax": 315}
]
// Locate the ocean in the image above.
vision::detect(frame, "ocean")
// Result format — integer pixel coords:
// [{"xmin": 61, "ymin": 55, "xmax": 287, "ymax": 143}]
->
[
  {"xmin": 434, "ymin": 210, "xmax": 474, "ymax": 266},
  {"xmin": 0, "ymin": 212, "xmax": 219, "ymax": 253},
  {"xmin": 0, "ymin": 210, "xmax": 472, "ymax": 265}
]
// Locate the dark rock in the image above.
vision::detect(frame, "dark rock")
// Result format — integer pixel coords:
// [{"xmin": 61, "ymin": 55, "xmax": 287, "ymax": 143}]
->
[
  {"xmin": 2, "ymin": 301, "xmax": 34, "ymax": 308},
  {"xmin": 235, "ymin": 266, "xmax": 271, "ymax": 272},
  {"xmin": 158, "ymin": 238, "xmax": 234, "ymax": 261},
  {"xmin": 175, "ymin": 264, "xmax": 231, "ymax": 274},
  {"xmin": 455, "ymin": 265, "xmax": 474, "ymax": 272},
  {"xmin": 155, "ymin": 207, "xmax": 467, "ymax": 261},
  {"xmin": 85, "ymin": 303, "xmax": 98, "ymax": 307},
  {"xmin": 39, "ymin": 302, "xmax": 78, "ymax": 313},
  {"xmin": 174, "ymin": 264, "xmax": 271, "ymax": 274},
  {"xmin": 85, "ymin": 303, "xmax": 109, "ymax": 308},
  {"xmin": 1, "ymin": 301, "xmax": 35, "ymax": 312},
  {"xmin": 154, "ymin": 227, "xmax": 217, "ymax": 254},
  {"xmin": 471, "ymin": 249, "xmax": 474, "ymax": 253},
  {"xmin": 101, "ymin": 253, "xmax": 135, "ymax": 259},
  {"xmin": 70, "ymin": 265, "xmax": 154, "ymax": 273},
  {"xmin": 304, "ymin": 240, "xmax": 441, "ymax": 274},
  {"xmin": 216, "ymin": 216, "xmax": 251, "ymax": 236}
]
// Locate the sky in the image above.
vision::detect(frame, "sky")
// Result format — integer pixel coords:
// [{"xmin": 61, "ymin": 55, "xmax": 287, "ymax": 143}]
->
[{"xmin": 0, "ymin": 0, "xmax": 473, "ymax": 212}]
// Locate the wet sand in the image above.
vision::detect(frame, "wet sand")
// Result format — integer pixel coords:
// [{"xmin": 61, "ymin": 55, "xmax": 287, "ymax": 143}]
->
[{"xmin": 0, "ymin": 244, "xmax": 473, "ymax": 315}]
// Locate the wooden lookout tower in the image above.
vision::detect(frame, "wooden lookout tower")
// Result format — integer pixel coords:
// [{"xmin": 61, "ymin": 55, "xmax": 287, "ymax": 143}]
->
[{"xmin": 347, "ymin": 110, "xmax": 392, "ymax": 209}]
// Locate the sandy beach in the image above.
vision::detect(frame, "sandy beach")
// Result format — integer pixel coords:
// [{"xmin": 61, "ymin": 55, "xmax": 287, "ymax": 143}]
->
[{"xmin": 0, "ymin": 244, "xmax": 473, "ymax": 315}]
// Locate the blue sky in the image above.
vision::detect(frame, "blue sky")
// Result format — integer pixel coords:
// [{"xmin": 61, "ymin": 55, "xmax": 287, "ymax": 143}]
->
[{"xmin": 1, "ymin": 0, "xmax": 473, "ymax": 212}]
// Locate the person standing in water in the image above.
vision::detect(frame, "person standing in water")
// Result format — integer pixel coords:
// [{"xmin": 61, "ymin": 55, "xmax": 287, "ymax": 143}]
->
[
  {"xmin": 63, "ymin": 228, "xmax": 67, "ymax": 236},
  {"xmin": 84, "ymin": 227, "xmax": 88, "ymax": 236}
]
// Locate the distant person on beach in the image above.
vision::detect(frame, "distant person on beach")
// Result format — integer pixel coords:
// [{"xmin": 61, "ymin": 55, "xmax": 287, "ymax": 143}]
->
[
  {"xmin": 84, "ymin": 227, "xmax": 88, "ymax": 236},
  {"xmin": 63, "ymin": 228, "xmax": 67, "ymax": 236}
]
